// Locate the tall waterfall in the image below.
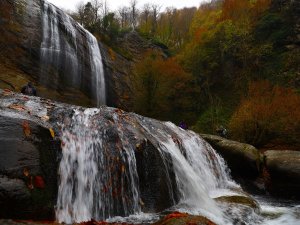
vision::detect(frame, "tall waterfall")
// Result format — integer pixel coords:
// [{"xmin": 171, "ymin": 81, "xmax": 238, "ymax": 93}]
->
[
  {"xmin": 56, "ymin": 108, "xmax": 237, "ymax": 224},
  {"xmin": 40, "ymin": 0, "xmax": 106, "ymax": 106}
]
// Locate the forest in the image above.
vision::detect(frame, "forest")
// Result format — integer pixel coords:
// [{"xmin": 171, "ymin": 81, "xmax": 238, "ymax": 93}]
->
[{"xmin": 69, "ymin": 0, "xmax": 299, "ymax": 148}]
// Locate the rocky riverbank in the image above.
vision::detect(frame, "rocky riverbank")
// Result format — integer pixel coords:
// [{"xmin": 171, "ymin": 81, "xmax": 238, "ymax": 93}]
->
[{"xmin": 201, "ymin": 134, "xmax": 300, "ymax": 200}]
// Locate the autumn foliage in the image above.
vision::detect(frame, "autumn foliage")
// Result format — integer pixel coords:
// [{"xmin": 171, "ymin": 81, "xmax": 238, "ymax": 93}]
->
[
  {"xmin": 229, "ymin": 81, "xmax": 300, "ymax": 146},
  {"xmin": 133, "ymin": 52, "xmax": 199, "ymax": 123}
]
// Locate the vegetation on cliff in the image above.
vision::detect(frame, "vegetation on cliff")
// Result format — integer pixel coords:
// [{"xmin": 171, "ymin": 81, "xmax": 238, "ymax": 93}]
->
[{"xmin": 71, "ymin": 0, "xmax": 299, "ymax": 148}]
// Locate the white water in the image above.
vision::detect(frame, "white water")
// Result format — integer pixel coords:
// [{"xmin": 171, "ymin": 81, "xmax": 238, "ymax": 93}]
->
[
  {"xmin": 86, "ymin": 33, "xmax": 106, "ymax": 107},
  {"xmin": 40, "ymin": 0, "xmax": 106, "ymax": 105},
  {"xmin": 56, "ymin": 109, "xmax": 140, "ymax": 224},
  {"xmin": 135, "ymin": 118, "xmax": 237, "ymax": 224},
  {"xmin": 56, "ymin": 109, "xmax": 239, "ymax": 224},
  {"xmin": 56, "ymin": 109, "xmax": 300, "ymax": 224}
]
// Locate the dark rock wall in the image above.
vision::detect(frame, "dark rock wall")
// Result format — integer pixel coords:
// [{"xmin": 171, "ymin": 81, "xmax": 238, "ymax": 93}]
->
[
  {"xmin": 0, "ymin": 116, "xmax": 60, "ymax": 219},
  {"xmin": 0, "ymin": 1, "xmax": 168, "ymax": 110}
]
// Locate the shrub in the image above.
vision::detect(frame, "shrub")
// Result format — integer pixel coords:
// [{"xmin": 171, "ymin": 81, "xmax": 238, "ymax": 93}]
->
[
  {"xmin": 229, "ymin": 81, "xmax": 300, "ymax": 147},
  {"xmin": 133, "ymin": 52, "xmax": 199, "ymax": 123}
]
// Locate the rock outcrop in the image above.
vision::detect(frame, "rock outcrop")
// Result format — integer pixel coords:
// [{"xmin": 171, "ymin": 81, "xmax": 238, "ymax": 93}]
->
[
  {"xmin": 0, "ymin": 114, "xmax": 59, "ymax": 219},
  {"xmin": 263, "ymin": 150, "xmax": 300, "ymax": 199},
  {"xmin": 0, "ymin": 0, "xmax": 168, "ymax": 110},
  {"xmin": 0, "ymin": 89, "xmax": 181, "ymax": 219},
  {"xmin": 100, "ymin": 32, "xmax": 168, "ymax": 110},
  {"xmin": 200, "ymin": 134, "xmax": 261, "ymax": 178}
]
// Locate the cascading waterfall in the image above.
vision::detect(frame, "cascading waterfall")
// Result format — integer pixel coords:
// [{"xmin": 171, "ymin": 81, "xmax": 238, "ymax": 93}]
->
[
  {"xmin": 56, "ymin": 109, "xmax": 141, "ymax": 224},
  {"xmin": 40, "ymin": 0, "xmax": 106, "ymax": 106},
  {"xmin": 86, "ymin": 33, "xmax": 106, "ymax": 107},
  {"xmin": 56, "ymin": 108, "xmax": 238, "ymax": 224}
]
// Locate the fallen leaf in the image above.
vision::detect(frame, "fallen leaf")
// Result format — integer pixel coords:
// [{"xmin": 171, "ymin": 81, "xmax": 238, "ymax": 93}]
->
[
  {"xmin": 41, "ymin": 115, "xmax": 50, "ymax": 121},
  {"xmin": 9, "ymin": 104, "xmax": 27, "ymax": 111},
  {"xmin": 34, "ymin": 176, "xmax": 45, "ymax": 189},
  {"xmin": 49, "ymin": 128, "xmax": 55, "ymax": 138},
  {"xmin": 23, "ymin": 168, "xmax": 30, "ymax": 177},
  {"xmin": 121, "ymin": 165, "xmax": 125, "ymax": 173},
  {"xmin": 165, "ymin": 212, "xmax": 188, "ymax": 220},
  {"xmin": 22, "ymin": 121, "xmax": 31, "ymax": 137}
]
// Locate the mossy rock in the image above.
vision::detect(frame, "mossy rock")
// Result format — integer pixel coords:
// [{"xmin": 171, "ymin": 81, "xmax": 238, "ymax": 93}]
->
[
  {"xmin": 200, "ymin": 134, "xmax": 261, "ymax": 179},
  {"xmin": 215, "ymin": 195, "xmax": 259, "ymax": 210}
]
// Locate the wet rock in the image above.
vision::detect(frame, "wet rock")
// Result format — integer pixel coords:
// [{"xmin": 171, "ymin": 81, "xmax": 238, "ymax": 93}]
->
[
  {"xmin": 263, "ymin": 150, "xmax": 300, "ymax": 199},
  {"xmin": 154, "ymin": 212, "xmax": 216, "ymax": 225},
  {"xmin": 135, "ymin": 139, "xmax": 178, "ymax": 212},
  {"xmin": 0, "ymin": 113, "xmax": 60, "ymax": 219},
  {"xmin": 0, "ymin": 90, "xmax": 180, "ymax": 219},
  {"xmin": 215, "ymin": 195, "xmax": 259, "ymax": 211},
  {"xmin": 200, "ymin": 134, "xmax": 261, "ymax": 178}
]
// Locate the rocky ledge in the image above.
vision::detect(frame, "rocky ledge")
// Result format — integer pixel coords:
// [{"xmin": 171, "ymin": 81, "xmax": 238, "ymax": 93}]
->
[
  {"xmin": 201, "ymin": 134, "xmax": 300, "ymax": 200},
  {"xmin": 0, "ymin": 89, "xmax": 179, "ymax": 219}
]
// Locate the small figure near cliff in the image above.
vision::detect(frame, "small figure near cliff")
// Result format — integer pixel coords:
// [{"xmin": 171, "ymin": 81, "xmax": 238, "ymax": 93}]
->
[
  {"xmin": 216, "ymin": 125, "xmax": 227, "ymax": 138},
  {"xmin": 21, "ymin": 82, "xmax": 37, "ymax": 96},
  {"xmin": 179, "ymin": 121, "xmax": 188, "ymax": 130}
]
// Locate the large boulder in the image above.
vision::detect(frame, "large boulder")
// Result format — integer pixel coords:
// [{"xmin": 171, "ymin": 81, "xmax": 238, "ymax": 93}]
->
[
  {"xmin": 0, "ymin": 89, "xmax": 180, "ymax": 219},
  {"xmin": 200, "ymin": 134, "xmax": 261, "ymax": 178},
  {"xmin": 263, "ymin": 150, "xmax": 300, "ymax": 199},
  {"xmin": 0, "ymin": 115, "xmax": 60, "ymax": 219}
]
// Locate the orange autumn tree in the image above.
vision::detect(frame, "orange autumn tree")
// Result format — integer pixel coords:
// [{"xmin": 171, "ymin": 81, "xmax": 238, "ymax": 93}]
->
[
  {"xmin": 229, "ymin": 81, "xmax": 300, "ymax": 147},
  {"xmin": 133, "ymin": 51, "xmax": 199, "ymax": 123}
]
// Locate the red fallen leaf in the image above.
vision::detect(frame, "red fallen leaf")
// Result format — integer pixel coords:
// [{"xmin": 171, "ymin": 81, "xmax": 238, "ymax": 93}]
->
[
  {"xmin": 164, "ymin": 212, "xmax": 188, "ymax": 220},
  {"xmin": 34, "ymin": 176, "xmax": 45, "ymax": 189},
  {"xmin": 22, "ymin": 121, "xmax": 31, "ymax": 137},
  {"xmin": 2, "ymin": 89, "xmax": 13, "ymax": 96}
]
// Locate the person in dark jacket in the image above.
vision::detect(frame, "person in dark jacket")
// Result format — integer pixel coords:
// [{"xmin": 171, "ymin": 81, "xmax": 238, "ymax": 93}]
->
[
  {"xmin": 21, "ymin": 82, "xmax": 37, "ymax": 96},
  {"xmin": 179, "ymin": 121, "xmax": 188, "ymax": 130},
  {"xmin": 216, "ymin": 125, "xmax": 227, "ymax": 138}
]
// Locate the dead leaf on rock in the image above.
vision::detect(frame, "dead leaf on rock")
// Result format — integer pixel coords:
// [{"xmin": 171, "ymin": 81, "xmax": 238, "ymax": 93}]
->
[
  {"xmin": 2, "ymin": 89, "xmax": 14, "ymax": 96},
  {"xmin": 34, "ymin": 176, "xmax": 45, "ymax": 189},
  {"xmin": 22, "ymin": 121, "xmax": 31, "ymax": 137},
  {"xmin": 121, "ymin": 165, "xmax": 125, "ymax": 173},
  {"xmin": 22, "ymin": 96, "xmax": 29, "ymax": 101},
  {"xmin": 41, "ymin": 115, "xmax": 50, "ymax": 121},
  {"xmin": 49, "ymin": 128, "xmax": 55, "ymax": 138},
  {"xmin": 9, "ymin": 104, "xmax": 27, "ymax": 111},
  {"xmin": 23, "ymin": 168, "xmax": 30, "ymax": 177}
]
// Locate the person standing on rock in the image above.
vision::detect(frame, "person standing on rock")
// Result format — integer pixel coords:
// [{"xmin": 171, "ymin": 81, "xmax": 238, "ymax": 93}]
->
[{"xmin": 21, "ymin": 82, "xmax": 37, "ymax": 96}]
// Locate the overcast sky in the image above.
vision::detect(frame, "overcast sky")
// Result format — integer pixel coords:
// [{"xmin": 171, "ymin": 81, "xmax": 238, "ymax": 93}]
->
[{"xmin": 47, "ymin": 0, "xmax": 208, "ymax": 12}]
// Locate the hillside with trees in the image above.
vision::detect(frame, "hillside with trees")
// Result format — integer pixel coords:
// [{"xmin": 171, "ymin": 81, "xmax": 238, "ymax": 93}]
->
[{"xmin": 69, "ymin": 0, "xmax": 299, "ymax": 148}]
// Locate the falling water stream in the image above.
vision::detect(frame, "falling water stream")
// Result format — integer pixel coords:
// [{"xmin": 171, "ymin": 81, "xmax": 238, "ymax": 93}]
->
[
  {"xmin": 54, "ymin": 108, "xmax": 299, "ymax": 224},
  {"xmin": 40, "ymin": 0, "xmax": 106, "ymax": 106}
]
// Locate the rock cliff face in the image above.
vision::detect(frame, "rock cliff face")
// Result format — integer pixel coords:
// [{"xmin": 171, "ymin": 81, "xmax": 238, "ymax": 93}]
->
[
  {"xmin": 0, "ymin": 0, "xmax": 96, "ymax": 106},
  {"xmin": 0, "ymin": 89, "xmax": 178, "ymax": 219},
  {"xmin": 99, "ymin": 32, "xmax": 168, "ymax": 110},
  {"xmin": 0, "ymin": 0, "xmax": 167, "ymax": 109}
]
